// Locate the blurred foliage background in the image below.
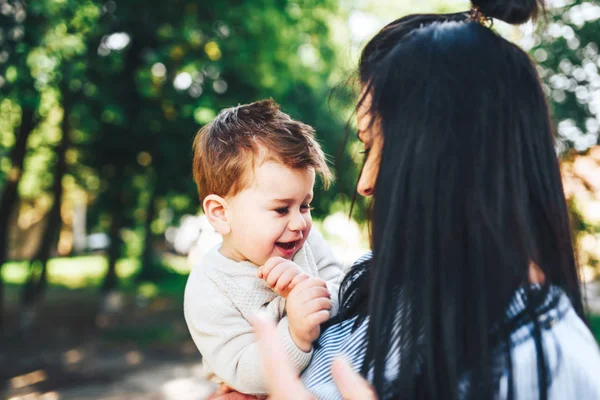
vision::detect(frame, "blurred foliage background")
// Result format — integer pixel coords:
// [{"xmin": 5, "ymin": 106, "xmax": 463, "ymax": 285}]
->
[{"xmin": 0, "ymin": 0, "xmax": 599, "ymax": 398}]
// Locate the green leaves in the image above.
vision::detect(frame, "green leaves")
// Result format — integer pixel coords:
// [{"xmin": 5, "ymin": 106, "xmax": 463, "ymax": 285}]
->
[{"xmin": 532, "ymin": 0, "xmax": 600, "ymax": 153}]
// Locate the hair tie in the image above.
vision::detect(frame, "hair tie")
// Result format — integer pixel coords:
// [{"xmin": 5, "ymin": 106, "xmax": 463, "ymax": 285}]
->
[{"xmin": 469, "ymin": 5, "xmax": 494, "ymax": 28}]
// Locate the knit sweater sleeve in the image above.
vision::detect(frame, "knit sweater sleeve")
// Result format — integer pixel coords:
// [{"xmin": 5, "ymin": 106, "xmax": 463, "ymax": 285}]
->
[
  {"xmin": 306, "ymin": 229, "xmax": 344, "ymax": 317},
  {"xmin": 184, "ymin": 269, "xmax": 313, "ymax": 395}
]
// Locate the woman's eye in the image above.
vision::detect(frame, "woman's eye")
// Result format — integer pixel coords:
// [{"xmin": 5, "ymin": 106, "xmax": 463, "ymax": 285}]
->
[
  {"xmin": 275, "ymin": 208, "xmax": 288, "ymax": 215},
  {"xmin": 360, "ymin": 147, "xmax": 371, "ymax": 156}
]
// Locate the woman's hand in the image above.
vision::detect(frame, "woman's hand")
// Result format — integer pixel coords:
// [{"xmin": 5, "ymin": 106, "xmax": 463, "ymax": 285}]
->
[
  {"xmin": 251, "ymin": 313, "xmax": 378, "ymax": 400},
  {"xmin": 330, "ymin": 358, "xmax": 377, "ymax": 400},
  {"xmin": 206, "ymin": 384, "xmax": 265, "ymax": 400}
]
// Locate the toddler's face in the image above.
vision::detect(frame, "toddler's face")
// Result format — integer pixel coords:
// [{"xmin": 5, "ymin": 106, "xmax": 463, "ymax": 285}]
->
[{"xmin": 220, "ymin": 161, "xmax": 315, "ymax": 266}]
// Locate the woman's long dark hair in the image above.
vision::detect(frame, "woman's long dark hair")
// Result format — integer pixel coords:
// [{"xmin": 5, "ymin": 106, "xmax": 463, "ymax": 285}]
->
[{"xmin": 338, "ymin": 1, "xmax": 585, "ymax": 399}]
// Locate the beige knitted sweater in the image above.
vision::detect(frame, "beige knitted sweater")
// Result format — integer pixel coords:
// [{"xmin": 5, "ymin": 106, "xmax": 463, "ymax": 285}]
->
[{"xmin": 183, "ymin": 229, "xmax": 343, "ymax": 395}]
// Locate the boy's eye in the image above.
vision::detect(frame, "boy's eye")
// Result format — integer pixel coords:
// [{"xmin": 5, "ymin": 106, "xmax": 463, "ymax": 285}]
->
[
  {"xmin": 300, "ymin": 204, "xmax": 313, "ymax": 212},
  {"xmin": 275, "ymin": 207, "xmax": 289, "ymax": 215}
]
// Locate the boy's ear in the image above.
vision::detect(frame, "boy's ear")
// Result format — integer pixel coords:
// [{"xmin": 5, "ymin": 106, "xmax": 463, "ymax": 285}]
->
[{"xmin": 203, "ymin": 195, "xmax": 231, "ymax": 235}]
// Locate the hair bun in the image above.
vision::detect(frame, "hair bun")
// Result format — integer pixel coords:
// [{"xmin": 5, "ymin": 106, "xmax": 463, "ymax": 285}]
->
[{"xmin": 471, "ymin": 0, "xmax": 544, "ymax": 24}]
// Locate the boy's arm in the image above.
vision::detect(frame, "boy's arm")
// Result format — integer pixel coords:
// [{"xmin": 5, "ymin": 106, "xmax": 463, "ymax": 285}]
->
[
  {"xmin": 307, "ymin": 229, "xmax": 345, "ymax": 316},
  {"xmin": 184, "ymin": 271, "xmax": 312, "ymax": 395}
]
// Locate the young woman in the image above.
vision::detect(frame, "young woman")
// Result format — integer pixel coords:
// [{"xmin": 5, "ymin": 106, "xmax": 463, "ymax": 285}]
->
[{"xmin": 213, "ymin": 0, "xmax": 600, "ymax": 399}]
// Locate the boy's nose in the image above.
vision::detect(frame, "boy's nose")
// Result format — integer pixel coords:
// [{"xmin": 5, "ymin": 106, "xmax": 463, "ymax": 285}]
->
[{"xmin": 289, "ymin": 212, "xmax": 307, "ymax": 232}]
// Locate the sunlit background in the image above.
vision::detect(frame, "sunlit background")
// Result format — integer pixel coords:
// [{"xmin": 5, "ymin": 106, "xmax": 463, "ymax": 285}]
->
[{"xmin": 1, "ymin": 0, "xmax": 599, "ymax": 398}]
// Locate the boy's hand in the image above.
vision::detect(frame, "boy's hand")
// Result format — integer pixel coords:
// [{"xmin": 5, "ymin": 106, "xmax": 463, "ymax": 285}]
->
[
  {"xmin": 285, "ymin": 277, "xmax": 332, "ymax": 352},
  {"xmin": 258, "ymin": 257, "xmax": 310, "ymax": 298}
]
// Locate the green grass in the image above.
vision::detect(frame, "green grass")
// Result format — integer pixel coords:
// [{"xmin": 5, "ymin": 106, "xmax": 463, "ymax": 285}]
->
[
  {"xmin": 2, "ymin": 256, "xmax": 139, "ymax": 288},
  {"xmin": 1, "ymin": 254, "xmax": 191, "ymax": 290},
  {"xmin": 0, "ymin": 254, "xmax": 191, "ymax": 309}
]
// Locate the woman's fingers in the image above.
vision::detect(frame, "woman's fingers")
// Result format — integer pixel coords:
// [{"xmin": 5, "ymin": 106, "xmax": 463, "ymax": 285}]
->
[
  {"xmin": 331, "ymin": 358, "xmax": 378, "ymax": 400},
  {"xmin": 207, "ymin": 384, "xmax": 261, "ymax": 400},
  {"xmin": 250, "ymin": 314, "xmax": 313, "ymax": 400}
]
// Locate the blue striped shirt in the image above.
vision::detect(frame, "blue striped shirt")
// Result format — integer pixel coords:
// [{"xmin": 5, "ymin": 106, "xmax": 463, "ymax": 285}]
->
[{"xmin": 301, "ymin": 255, "xmax": 600, "ymax": 399}]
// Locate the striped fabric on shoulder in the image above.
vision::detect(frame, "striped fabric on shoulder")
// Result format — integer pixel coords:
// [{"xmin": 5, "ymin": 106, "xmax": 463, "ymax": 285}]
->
[
  {"xmin": 301, "ymin": 315, "xmax": 368, "ymax": 400},
  {"xmin": 352, "ymin": 251, "xmax": 373, "ymax": 267}
]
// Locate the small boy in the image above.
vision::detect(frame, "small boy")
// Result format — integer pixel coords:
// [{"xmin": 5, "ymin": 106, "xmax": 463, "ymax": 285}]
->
[{"xmin": 184, "ymin": 99, "xmax": 343, "ymax": 395}]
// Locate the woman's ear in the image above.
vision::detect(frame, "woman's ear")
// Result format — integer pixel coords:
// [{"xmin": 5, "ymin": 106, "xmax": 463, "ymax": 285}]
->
[{"xmin": 203, "ymin": 195, "xmax": 231, "ymax": 235}]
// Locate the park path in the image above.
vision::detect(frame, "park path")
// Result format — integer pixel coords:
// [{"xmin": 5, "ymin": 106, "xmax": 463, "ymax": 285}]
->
[{"xmin": 55, "ymin": 360, "xmax": 216, "ymax": 400}]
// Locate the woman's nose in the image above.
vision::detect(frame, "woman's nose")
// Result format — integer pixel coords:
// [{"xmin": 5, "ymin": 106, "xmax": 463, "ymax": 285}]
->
[{"xmin": 357, "ymin": 171, "xmax": 375, "ymax": 197}]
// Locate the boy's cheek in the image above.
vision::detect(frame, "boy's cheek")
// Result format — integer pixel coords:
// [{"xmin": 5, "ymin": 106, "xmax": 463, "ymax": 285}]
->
[{"xmin": 301, "ymin": 217, "xmax": 311, "ymax": 232}]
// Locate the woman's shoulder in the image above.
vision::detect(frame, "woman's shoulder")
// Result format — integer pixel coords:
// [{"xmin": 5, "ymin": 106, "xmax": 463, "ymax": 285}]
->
[
  {"xmin": 353, "ymin": 251, "xmax": 373, "ymax": 266},
  {"xmin": 508, "ymin": 288, "xmax": 600, "ymax": 398},
  {"xmin": 340, "ymin": 252, "xmax": 373, "ymax": 287}
]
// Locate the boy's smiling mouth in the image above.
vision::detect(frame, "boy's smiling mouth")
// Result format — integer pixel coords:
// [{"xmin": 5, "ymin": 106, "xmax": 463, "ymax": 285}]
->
[
  {"xmin": 275, "ymin": 240, "xmax": 300, "ymax": 257},
  {"xmin": 275, "ymin": 240, "xmax": 298, "ymax": 250}
]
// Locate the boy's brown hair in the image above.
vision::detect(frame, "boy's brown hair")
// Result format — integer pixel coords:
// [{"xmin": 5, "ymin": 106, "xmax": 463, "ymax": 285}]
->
[{"xmin": 192, "ymin": 99, "xmax": 332, "ymax": 202}]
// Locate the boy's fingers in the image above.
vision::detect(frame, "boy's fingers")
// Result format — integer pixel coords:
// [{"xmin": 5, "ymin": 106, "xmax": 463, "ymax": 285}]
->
[
  {"xmin": 303, "ymin": 297, "xmax": 332, "ymax": 315},
  {"xmin": 298, "ymin": 286, "xmax": 330, "ymax": 303},
  {"xmin": 275, "ymin": 269, "xmax": 302, "ymax": 294},
  {"xmin": 306, "ymin": 309, "xmax": 331, "ymax": 327},
  {"xmin": 250, "ymin": 314, "xmax": 311, "ymax": 399},
  {"xmin": 266, "ymin": 263, "xmax": 289, "ymax": 287},
  {"xmin": 259, "ymin": 257, "xmax": 285, "ymax": 278},
  {"xmin": 332, "ymin": 358, "xmax": 377, "ymax": 400},
  {"xmin": 257, "ymin": 260, "xmax": 271, "ymax": 278},
  {"xmin": 293, "ymin": 277, "xmax": 327, "ymax": 293},
  {"xmin": 289, "ymin": 273, "xmax": 309, "ymax": 290}
]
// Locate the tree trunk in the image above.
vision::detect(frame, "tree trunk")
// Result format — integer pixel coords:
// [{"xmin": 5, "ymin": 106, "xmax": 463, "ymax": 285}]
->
[
  {"xmin": 0, "ymin": 105, "xmax": 36, "ymax": 330},
  {"xmin": 97, "ymin": 186, "xmax": 126, "ymax": 317},
  {"xmin": 20, "ymin": 87, "xmax": 70, "ymax": 316},
  {"xmin": 136, "ymin": 184, "xmax": 158, "ymax": 283},
  {"xmin": 101, "ymin": 187, "xmax": 124, "ymax": 294},
  {"xmin": 101, "ymin": 36, "xmax": 144, "ymax": 292}
]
